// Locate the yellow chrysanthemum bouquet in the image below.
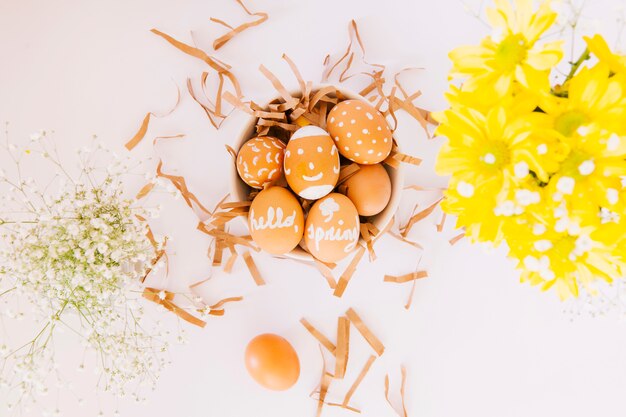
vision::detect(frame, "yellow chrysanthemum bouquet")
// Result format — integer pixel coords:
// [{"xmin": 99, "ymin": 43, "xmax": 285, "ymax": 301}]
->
[{"xmin": 436, "ymin": 0, "xmax": 626, "ymax": 299}]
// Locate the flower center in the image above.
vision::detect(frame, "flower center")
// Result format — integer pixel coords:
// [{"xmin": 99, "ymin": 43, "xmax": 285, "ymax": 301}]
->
[
  {"xmin": 554, "ymin": 111, "xmax": 589, "ymax": 137},
  {"xmin": 480, "ymin": 141, "xmax": 510, "ymax": 168},
  {"xmin": 495, "ymin": 34, "xmax": 528, "ymax": 71}
]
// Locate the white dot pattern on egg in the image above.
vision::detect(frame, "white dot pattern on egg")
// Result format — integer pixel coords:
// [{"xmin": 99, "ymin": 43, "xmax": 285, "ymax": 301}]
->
[
  {"xmin": 284, "ymin": 126, "xmax": 340, "ymax": 200},
  {"xmin": 327, "ymin": 100, "xmax": 393, "ymax": 164},
  {"xmin": 236, "ymin": 136, "xmax": 286, "ymax": 189}
]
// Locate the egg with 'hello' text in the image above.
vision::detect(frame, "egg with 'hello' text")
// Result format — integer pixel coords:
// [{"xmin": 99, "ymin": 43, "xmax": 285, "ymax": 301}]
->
[
  {"xmin": 327, "ymin": 100, "xmax": 393, "ymax": 164},
  {"xmin": 343, "ymin": 164, "xmax": 392, "ymax": 216},
  {"xmin": 304, "ymin": 193, "xmax": 360, "ymax": 263},
  {"xmin": 248, "ymin": 187, "xmax": 304, "ymax": 255},
  {"xmin": 245, "ymin": 333, "xmax": 300, "ymax": 391},
  {"xmin": 237, "ymin": 136, "xmax": 286, "ymax": 189},
  {"xmin": 284, "ymin": 126, "xmax": 340, "ymax": 200}
]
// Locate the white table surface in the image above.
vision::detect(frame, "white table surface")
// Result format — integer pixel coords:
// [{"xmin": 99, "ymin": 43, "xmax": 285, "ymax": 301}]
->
[{"xmin": 2, "ymin": 0, "xmax": 626, "ymax": 416}]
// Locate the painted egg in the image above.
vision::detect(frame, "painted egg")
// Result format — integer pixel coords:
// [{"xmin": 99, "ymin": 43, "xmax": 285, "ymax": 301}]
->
[
  {"xmin": 245, "ymin": 333, "xmax": 300, "ymax": 391},
  {"xmin": 237, "ymin": 136, "xmax": 286, "ymax": 189},
  {"xmin": 327, "ymin": 100, "xmax": 393, "ymax": 164},
  {"xmin": 343, "ymin": 164, "xmax": 392, "ymax": 216},
  {"xmin": 284, "ymin": 126, "xmax": 340, "ymax": 200},
  {"xmin": 304, "ymin": 193, "xmax": 360, "ymax": 263},
  {"xmin": 248, "ymin": 187, "xmax": 304, "ymax": 255}
]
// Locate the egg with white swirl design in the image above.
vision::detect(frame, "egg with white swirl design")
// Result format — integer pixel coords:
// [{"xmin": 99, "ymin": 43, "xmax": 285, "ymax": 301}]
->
[
  {"xmin": 237, "ymin": 136, "xmax": 286, "ymax": 189},
  {"xmin": 284, "ymin": 126, "xmax": 340, "ymax": 200}
]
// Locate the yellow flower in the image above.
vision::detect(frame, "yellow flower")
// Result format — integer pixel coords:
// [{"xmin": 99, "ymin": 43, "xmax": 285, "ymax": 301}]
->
[
  {"xmin": 539, "ymin": 65, "xmax": 626, "ymax": 137},
  {"xmin": 449, "ymin": 0, "xmax": 563, "ymax": 96},
  {"xmin": 435, "ymin": 105, "xmax": 556, "ymax": 242},
  {"xmin": 584, "ymin": 34, "xmax": 626, "ymax": 76}
]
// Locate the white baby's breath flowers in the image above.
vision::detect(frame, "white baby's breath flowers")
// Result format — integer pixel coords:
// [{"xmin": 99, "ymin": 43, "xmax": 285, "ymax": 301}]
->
[{"xmin": 0, "ymin": 130, "xmax": 170, "ymax": 412}]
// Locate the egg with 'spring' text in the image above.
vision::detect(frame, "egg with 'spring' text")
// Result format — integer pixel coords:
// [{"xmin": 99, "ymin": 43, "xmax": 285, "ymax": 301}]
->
[
  {"xmin": 304, "ymin": 193, "xmax": 360, "ymax": 263},
  {"xmin": 284, "ymin": 126, "xmax": 340, "ymax": 200}
]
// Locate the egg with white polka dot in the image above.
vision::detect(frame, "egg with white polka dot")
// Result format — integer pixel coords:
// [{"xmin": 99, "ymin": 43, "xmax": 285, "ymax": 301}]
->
[
  {"xmin": 284, "ymin": 126, "xmax": 340, "ymax": 200},
  {"xmin": 237, "ymin": 136, "xmax": 286, "ymax": 189},
  {"xmin": 327, "ymin": 100, "xmax": 393, "ymax": 165}
]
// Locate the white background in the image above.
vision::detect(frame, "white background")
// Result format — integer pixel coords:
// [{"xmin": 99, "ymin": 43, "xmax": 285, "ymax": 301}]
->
[{"xmin": 2, "ymin": 0, "xmax": 626, "ymax": 416}]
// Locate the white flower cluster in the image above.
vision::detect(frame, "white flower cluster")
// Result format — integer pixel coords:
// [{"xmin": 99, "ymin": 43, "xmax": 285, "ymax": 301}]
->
[{"xmin": 0, "ymin": 132, "xmax": 170, "ymax": 412}]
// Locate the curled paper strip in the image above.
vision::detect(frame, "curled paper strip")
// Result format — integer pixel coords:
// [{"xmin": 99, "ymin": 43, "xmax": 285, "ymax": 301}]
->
[
  {"xmin": 125, "ymin": 86, "xmax": 181, "ymax": 151},
  {"xmin": 334, "ymin": 317, "xmax": 351, "ymax": 379},
  {"xmin": 384, "ymin": 367, "xmax": 409, "ymax": 417},
  {"xmin": 211, "ymin": 0, "xmax": 269, "ymax": 50},
  {"xmin": 143, "ymin": 288, "xmax": 206, "ymax": 328},
  {"xmin": 333, "ymin": 246, "xmax": 366, "ymax": 298},
  {"xmin": 300, "ymin": 318, "xmax": 337, "ymax": 355},
  {"xmin": 401, "ymin": 197, "xmax": 443, "ymax": 238},
  {"xmin": 345, "ymin": 308, "xmax": 385, "ymax": 356},
  {"xmin": 156, "ymin": 160, "xmax": 213, "ymax": 216}
]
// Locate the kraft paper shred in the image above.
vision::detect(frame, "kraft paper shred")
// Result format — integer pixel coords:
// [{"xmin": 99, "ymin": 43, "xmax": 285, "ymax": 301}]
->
[
  {"xmin": 384, "ymin": 271, "xmax": 428, "ymax": 283},
  {"xmin": 385, "ymin": 367, "xmax": 409, "ymax": 417},
  {"xmin": 401, "ymin": 197, "xmax": 444, "ymax": 238},
  {"xmin": 334, "ymin": 316, "xmax": 351, "ymax": 379},
  {"xmin": 449, "ymin": 232, "xmax": 465, "ymax": 245},
  {"xmin": 339, "ymin": 354, "xmax": 376, "ymax": 411},
  {"xmin": 345, "ymin": 308, "xmax": 385, "ymax": 356},
  {"xmin": 156, "ymin": 160, "xmax": 214, "ymax": 216},
  {"xmin": 242, "ymin": 250, "xmax": 265, "ymax": 286},
  {"xmin": 316, "ymin": 347, "xmax": 333, "ymax": 417},
  {"xmin": 143, "ymin": 287, "xmax": 206, "ymax": 328},
  {"xmin": 333, "ymin": 246, "xmax": 366, "ymax": 298},
  {"xmin": 211, "ymin": 0, "xmax": 269, "ymax": 50},
  {"xmin": 300, "ymin": 318, "xmax": 337, "ymax": 355},
  {"xmin": 125, "ymin": 86, "xmax": 181, "ymax": 151}
]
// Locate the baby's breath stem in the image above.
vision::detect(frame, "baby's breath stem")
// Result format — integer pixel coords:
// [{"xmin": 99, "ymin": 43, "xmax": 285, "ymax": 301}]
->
[{"xmin": 0, "ymin": 287, "xmax": 16, "ymax": 298}]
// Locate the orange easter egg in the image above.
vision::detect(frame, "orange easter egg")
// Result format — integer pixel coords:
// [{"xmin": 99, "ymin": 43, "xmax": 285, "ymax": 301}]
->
[
  {"xmin": 237, "ymin": 136, "xmax": 286, "ymax": 189},
  {"xmin": 284, "ymin": 126, "xmax": 340, "ymax": 200},
  {"xmin": 327, "ymin": 100, "xmax": 393, "ymax": 164},
  {"xmin": 343, "ymin": 164, "xmax": 392, "ymax": 216},
  {"xmin": 248, "ymin": 187, "xmax": 304, "ymax": 255},
  {"xmin": 245, "ymin": 333, "xmax": 300, "ymax": 391},
  {"xmin": 304, "ymin": 193, "xmax": 360, "ymax": 263}
]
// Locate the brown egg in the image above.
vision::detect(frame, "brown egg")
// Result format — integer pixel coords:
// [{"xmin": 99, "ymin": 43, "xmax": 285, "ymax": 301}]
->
[
  {"xmin": 284, "ymin": 126, "xmax": 340, "ymax": 200},
  {"xmin": 237, "ymin": 136, "xmax": 286, "ymax": 189},
  {"xmin": 245, "ymin": 333, "xmax": 300, "ymax": 391},
  {"xmin": 327, "ymin": 100, "xmax": 393, "ymax": 165},
  {"xmin": 305, "ymin": 193, "xmax": 360, "ymax": 263},
  {"xmin": 343, "ymin": 164, "xmax": 392, "ymax": 216},
  {"xmin": 248, "ymin": 187, "xmax": 304, "ymax": 255}
]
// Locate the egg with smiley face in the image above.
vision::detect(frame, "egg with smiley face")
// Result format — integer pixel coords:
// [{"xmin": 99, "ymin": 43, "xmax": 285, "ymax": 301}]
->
[{"xmin": 284, "ymin": 126, "xmax": 340, "ymax": 200}]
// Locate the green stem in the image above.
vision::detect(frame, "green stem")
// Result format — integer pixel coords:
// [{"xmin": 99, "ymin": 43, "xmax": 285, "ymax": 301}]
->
[{"xmin": 564, "ymin": 47, "xmax": 590, "ymax": 84}]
